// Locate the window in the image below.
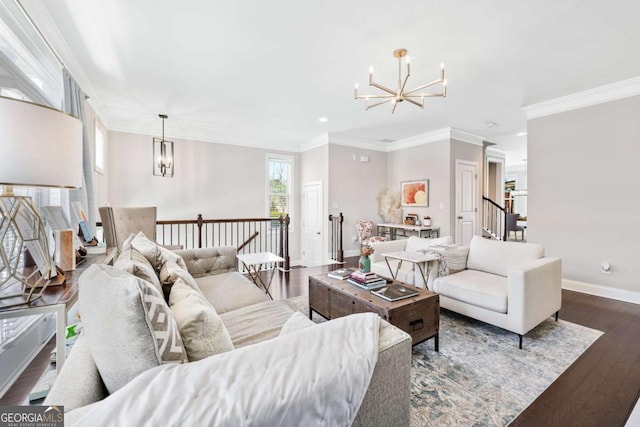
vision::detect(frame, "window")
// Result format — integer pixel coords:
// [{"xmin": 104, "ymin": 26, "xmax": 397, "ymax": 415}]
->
[
  {"xmin": 266, "ymin": 154, "xmax": 293, "ymax": 219},
  {"xmin": 95, "ymin": 120, "xmax": 105, "ymax": 173}
]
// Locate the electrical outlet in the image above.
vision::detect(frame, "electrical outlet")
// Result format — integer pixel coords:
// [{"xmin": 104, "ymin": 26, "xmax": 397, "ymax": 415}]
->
[
  {"xmin": 352, "ymin": 236, "xmax": 358, "ymax": 242},
  {"xmin": 601, "ymin": 262, "xmax": 612, "ymax": 275}
]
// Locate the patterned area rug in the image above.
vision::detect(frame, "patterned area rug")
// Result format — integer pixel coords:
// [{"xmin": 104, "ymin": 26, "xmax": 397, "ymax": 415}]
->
[{"xmin": 283, "ymin": 296, "xmax": 603, "ymax": 426}]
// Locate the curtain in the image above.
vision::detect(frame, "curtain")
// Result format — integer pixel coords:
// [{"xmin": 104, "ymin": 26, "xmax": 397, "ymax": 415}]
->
[{"xmin": 62, "ymin": 68, "xmax": 96, "ymax": 236}]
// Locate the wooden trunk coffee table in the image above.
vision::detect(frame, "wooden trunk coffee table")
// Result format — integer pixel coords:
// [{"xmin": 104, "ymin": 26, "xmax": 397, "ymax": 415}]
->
[{"xmin": 308, "ymin": 274, "xmax": 440, "ymax": 350}]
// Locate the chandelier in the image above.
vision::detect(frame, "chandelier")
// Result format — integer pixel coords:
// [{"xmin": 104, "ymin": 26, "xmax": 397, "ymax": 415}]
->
[
  {"xmin": 354, "ymin": 48, "xmax": 447, "ymax": 113},
  {"xmin": 153, "ymin": 114, "xmax": 174, "ymax": 177}
]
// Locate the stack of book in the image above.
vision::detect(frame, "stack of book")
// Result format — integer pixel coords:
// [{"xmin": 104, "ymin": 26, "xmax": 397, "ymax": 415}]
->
[{"xmin": 347, "ymin": 271, "xmax": 387, "ymax": 290}]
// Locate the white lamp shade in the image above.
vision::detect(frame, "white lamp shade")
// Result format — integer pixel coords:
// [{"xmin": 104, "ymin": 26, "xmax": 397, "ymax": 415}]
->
[{"xmin": 0, "ymin": 96, "xmax": 82, "ymax": 189}]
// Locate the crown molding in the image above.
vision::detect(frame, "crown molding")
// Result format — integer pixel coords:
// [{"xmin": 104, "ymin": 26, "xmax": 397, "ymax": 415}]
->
[
  {"xmin": 450, "ymin": 128, "xmax": 485, "ymax": 145},
  {"xmin": 326, "ymin": 136, "xmax": 388, "ymax": 152},
  {"xmin": 322, "ymin": 127, "xmax": 485, "ymax": 153},
  {"xmin": 524, "ymin": 76, "xmax": 640, "ymax": 120},
  {"xmin": 299, "ymin": 133, "xmax": 329, "ymax": 152},
  {"xmin": 388, "ymin": 128, "xmax": 451, "ymax": 152},
  {"xmin": 109, "ymin": 126, "xmax": 302, "ymax": 153}
]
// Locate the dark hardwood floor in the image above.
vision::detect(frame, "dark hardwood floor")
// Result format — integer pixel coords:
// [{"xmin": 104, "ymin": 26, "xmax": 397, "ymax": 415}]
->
[{"xmin": 2, "ymin": 258, "xmax": 639, "ymax": 427}]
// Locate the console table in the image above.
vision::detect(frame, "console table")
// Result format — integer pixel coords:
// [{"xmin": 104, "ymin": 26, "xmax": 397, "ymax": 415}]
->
[
  {"xmin": 0, "ymin": 250, "xmax": 116, "ymax": 374},
  {"xmin": 377, "ymin": 223, "xmax": 440, "ymax": 240}
]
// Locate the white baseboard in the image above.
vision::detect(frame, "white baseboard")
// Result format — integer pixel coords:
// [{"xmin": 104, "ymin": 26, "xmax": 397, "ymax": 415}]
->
[{"xmin": 563, "ymin": 279, "xmax": 640, "ymax": 305}]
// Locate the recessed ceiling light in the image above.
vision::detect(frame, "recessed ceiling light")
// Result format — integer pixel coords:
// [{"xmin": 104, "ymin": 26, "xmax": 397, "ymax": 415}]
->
[
  {"xmin": 486, "ymin": 122, "xmax": 497, "ymax": 128},
  {"xmin": 516, "ymin": 131, "xmax": 527, "ymax": 136},
  {"xmin": 318, "ymin": 117, "xmax": 328, "ymax": 123}
]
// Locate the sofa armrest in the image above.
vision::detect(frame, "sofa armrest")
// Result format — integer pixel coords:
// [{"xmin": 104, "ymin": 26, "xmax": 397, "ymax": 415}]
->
[
  {"xmin": 44, "ymin": 335, "xmax": 108, "ymax": 412},
  {"xmin": 370, "ymin": 239, "xmax": 408, "ymax": 263},
  {"xmin": 174, "ymin": 246, "xmax": 238, "ymax": 278},
  {"xmin": 507, "ymin": 257, "xmax": 562, "ymax": 334},
  {"xmin": 353, "ymin": 320, "xmax": 412, "ymax": 427}
]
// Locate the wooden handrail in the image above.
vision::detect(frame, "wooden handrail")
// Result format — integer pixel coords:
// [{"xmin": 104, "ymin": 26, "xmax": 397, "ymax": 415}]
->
[{"xmin": 97, "ymin": 214, "xmax": 290, "ymax": 269}]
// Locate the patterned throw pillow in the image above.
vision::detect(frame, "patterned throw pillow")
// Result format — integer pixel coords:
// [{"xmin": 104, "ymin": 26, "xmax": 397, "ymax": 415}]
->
[
  {"xmin": 79, "ymin": 264, "xmax": 187, "ymax": 394},
  {"xmin": 428, "ymin": 245, "xmax": 470, "ymax": 275},
  {"xmin": 169, "ymin": 278, "xmax": 234, "ymax": 361}
]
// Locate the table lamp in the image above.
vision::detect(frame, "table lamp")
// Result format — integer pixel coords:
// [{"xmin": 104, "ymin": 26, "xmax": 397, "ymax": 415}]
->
[{"xmin": 0, "ymin": 96, "xmax": 82, "ymax": 307}]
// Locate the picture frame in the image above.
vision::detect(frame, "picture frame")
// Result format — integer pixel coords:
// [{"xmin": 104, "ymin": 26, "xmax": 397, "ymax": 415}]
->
[{"xmin": 401, "ymin": 179, "xmax": 429, "ymax": 207}]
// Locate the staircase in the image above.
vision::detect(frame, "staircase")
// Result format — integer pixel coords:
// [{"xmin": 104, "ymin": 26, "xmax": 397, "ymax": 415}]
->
[{"xmin": 482, "ymin": 196, "xmax": 507, "ymax": 241}]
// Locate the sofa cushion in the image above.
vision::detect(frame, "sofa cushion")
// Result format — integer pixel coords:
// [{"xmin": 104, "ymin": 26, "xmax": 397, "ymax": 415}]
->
[
  {"xmin": 219, "ymin": 300, "xmax": 295, "ymax": 348},
  {"xmin": 113, "ymin": 247, "xmax": 162, "ymax": 293},
  {"xmin": 433, "ymin": 269, "xmax": 508, "ymax": 314},
  {"xmin": 196, "ymin": 271, "xmax": 270, "ymax": 314},
  {"xmin": 466, "ymin": 236, "xmax": 544, "ymax": 277},
  {"xmin": 169, "ymin": 279, "xmax": 234, "ymax": 361},
  {"xmin": 404, "ymin": 235, "xmax": 453, "ymax": 253},
  {"xmin": 79, "ymin": 264, "xmax": 187, "ymax": 394},
  {"xmin": 124, "ymin": 231, "xmax": 188, "ymax": 273}
]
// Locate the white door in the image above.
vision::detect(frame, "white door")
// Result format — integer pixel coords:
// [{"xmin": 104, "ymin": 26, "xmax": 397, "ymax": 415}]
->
[
  {"xmin": 455, "ymin": 160, "xmax": 478, "ymax": 245},
  {"xmin": 302, "ymin": 181, "xmax": 323, "ymax": 266}
]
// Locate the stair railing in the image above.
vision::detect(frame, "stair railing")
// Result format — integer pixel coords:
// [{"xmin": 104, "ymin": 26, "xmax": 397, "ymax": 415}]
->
[
  {"xmin": 482, "ymin": 197, "xmax": 507, "ymax": 241},
  {"xmin": 328, "ymin": 212, "xmax": 344, "ymax": 263}
]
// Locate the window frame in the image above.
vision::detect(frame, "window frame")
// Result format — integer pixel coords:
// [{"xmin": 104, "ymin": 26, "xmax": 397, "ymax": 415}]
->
[
  {"xmin": 94, "ymin": 118, "xmax": 106, "ymax": 174},
  {"xmin": 265, "ymin": 153, "xmax": 294, "ymax": 222}
]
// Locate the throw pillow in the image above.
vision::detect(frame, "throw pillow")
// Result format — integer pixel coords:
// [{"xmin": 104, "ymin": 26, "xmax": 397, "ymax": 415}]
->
[
  {"xmin": 113, "ymin": 247, "xmax": 162, "ymax": 293},
  {"xmin": 169, "ymin": 278, "xmax": 234, "ymax": 361},
  {"xmin": 79, "ymin": 264, "xmax": 187, "ymax": 394},
  {"xmin": 443, "ymin": 246, "xmax": 470, "ymax": 274},
  {"xmin": 124, "ymin": 231, "xmax": 188, "ymax": 273},
  {"xmin": 279, "ymin": 311, "xmax": 316, "ymax": 336},
  {"xmin": 159, "ymin": 259, "xmax": 200, "ymax": 292}
]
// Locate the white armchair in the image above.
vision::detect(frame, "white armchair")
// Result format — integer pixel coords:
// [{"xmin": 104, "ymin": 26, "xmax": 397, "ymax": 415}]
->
[{"xmin": 432, "ymin": 236, "xmax": 562, "ymax": 348}]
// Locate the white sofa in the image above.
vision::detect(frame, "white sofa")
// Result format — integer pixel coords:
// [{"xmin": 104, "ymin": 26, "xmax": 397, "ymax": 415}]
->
[
  {"xmin": 370, "ymin": 235, "xmax": 454, "ymax": 286},
  {"xmin": 432, "ymin": 236, "xmax": 562, "ymax": 348}
]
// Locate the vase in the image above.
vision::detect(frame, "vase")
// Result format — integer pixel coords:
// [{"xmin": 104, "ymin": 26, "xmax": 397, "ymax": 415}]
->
[{"xmin": 359, "ymin": 255, "xmax": 371, "ymax": 273}]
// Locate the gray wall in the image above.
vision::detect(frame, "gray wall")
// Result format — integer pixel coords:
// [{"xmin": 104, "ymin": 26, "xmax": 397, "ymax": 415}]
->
[
  {"xmin": 386, "ymin": 140, "xmax": 452, "ymax": 235},
  {"xmin": 107, "ymin": 130, "xmax": 301, "ymax": 258},
  {"xmin": 528, "ymin": 95, "xmax": 640, "ymax": 293},
  {"xmin": 328, "ymin": 143, "xmax": 387, "ymax": 254}
]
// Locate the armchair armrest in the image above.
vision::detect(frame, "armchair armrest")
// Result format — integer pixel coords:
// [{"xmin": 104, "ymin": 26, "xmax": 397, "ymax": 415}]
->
[
  {"xmin": 174, "ymin": 246, "xmax": 238, "ymax": 278},
  {"xmin": 507, "ymin": 257, "xmax": 562, "ymax": 334},
  {"xmin": 370, "ymin": 239, "xmax": 408, "ymax": 263}
]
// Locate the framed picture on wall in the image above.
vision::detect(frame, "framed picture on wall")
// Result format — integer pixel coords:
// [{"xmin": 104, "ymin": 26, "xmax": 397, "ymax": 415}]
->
[{"xmin": 401, "ymin": 179, "xmax": 429, "ymax": 207}]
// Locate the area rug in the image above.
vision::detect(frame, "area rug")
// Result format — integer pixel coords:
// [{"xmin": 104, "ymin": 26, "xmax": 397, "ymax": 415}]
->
[{"xmin": 283, "ymin": 296, "xmax": 603, "ymax": 427}]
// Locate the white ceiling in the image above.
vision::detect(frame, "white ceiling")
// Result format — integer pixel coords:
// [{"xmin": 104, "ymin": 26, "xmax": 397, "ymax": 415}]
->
[{"xmin": 23, "ymin": 0, "xmax": 640, "ymax": 166}]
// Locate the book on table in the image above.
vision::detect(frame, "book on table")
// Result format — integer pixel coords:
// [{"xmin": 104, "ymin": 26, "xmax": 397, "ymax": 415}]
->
[
  {"xmin": 327, "ymin": 267, "xmax": 356, "ymax": 280},
  {"xmin": 347, "ymin": 277, "xmax": 387, "ymax": 290},
  {"xmin": 372, "ymin": 284, "xmax": 420, "ymax": 302},
  {"xmin": 350, "ymin": 270, "xmax": 376, "ymax": 281}
]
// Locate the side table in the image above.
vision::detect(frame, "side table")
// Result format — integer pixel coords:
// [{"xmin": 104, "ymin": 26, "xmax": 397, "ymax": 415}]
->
[
  {"xmin": 0, "ymin": 249, "xmax": 116, "ymax": 375},
  {"xmin": 237, "ymin": 252, "xmax": 284, "ymax": 299},
  {"xmin": 382, "ymin": 250, "xmax": 439, "ymax": 289}
]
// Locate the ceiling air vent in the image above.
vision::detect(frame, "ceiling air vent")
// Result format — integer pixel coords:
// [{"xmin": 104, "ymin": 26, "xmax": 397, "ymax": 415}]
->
[{"xmin": 380, "ymin": 138, "xmax": 396, "ymax": 143}]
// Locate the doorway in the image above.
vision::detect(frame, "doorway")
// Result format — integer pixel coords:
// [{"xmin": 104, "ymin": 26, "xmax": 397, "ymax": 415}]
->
[
  {"xmin": 455, "ymin": 160, "xmax": 478, "ymax": 245},
  {"xmin": 301, "ymin": 181, "xmax": 323, "ymax": 266}
]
